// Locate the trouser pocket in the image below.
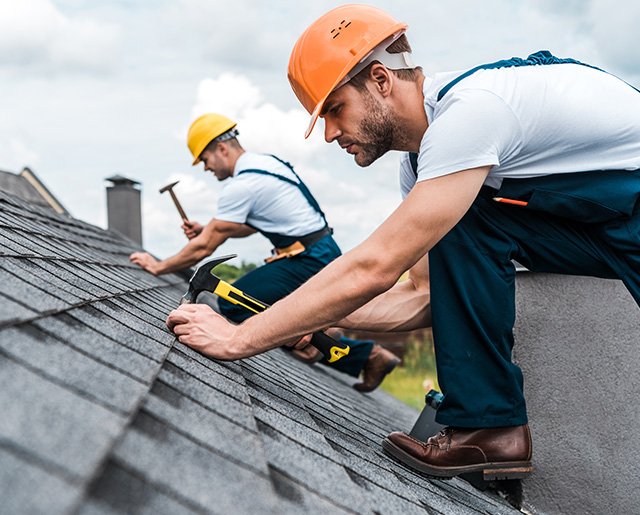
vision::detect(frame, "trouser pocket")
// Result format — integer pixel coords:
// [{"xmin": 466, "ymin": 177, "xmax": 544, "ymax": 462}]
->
[{"xmin": 496, "ymin": 170, "xmax": 640, "ymax": 223}]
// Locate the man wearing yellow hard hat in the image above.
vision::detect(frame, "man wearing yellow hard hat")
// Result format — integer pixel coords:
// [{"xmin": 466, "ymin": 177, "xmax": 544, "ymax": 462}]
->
[
  {"xmin": 168, "ymin": 4, "xmax": 640, "ymax": 480},
  {"xmin": 131, "ymin": 113, "xmax": 400, "ymax": 391}
]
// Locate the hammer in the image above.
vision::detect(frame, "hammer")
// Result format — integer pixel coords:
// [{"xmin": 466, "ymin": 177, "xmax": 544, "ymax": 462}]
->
[
  {"xmin": 159, "ymin": 181, "xmax": 188, "ymax": 222},
  {"xmin": 181, "ymin": 254, "xmax": 351, "ymax": 363}
]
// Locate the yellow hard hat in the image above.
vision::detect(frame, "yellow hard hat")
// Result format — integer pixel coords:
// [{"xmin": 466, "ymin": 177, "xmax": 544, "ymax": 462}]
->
[
  {"xmin": 187, "ymin": 113, "xmax": 237, "ymax": 165},
  {"xmin": 288, "ymin": 5, "xmax": 407, "ymax": 138}
]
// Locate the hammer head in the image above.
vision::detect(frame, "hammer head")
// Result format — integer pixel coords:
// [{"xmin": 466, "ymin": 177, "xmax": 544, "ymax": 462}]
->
[
  {"xmin": 181, "ymin": 254, "xmax": 236, "ymax": 304},
  {"xmin": 159, "ymin": 180, "xmax": 180, "ymax": 194}
]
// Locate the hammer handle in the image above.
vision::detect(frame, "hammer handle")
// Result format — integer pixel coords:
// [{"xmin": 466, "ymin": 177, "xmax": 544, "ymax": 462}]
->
[
  {"xmin": 309, "ymin": 331, "xmax": 350, "ymax": 363},
  {"xmin": 169, "ymin": 190, "xmax": 189, "ymax": 222}
]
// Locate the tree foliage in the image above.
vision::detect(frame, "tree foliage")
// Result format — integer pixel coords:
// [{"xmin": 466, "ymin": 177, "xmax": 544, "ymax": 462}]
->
[{"xmin": 212, "ymin": 261, "xmax": 258, "ymax": 283}]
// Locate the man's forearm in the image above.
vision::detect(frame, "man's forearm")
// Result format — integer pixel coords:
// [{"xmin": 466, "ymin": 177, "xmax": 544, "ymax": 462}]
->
[
  {"xmin": 154, "ymin": 243, "xmax": 212, "ymax": 275},
  {"xmin": 337, "ymin": 253, "xmax": 431, "ymax": 332},
  {"xmin": 154, "ymin": 220, "xmax": 241, "ymax": 275},
  {"xmin": 337, "ymin": 279, "xmax": 431, "ymax": 332},
  {"xmin": 231, "ymin": 245, "xmax": 401, "ymax": 356}
]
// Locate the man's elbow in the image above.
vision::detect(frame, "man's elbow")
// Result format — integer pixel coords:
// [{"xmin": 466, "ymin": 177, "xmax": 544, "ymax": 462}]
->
[
  {"xmin": 352, "ymin": 255, "xmax": 400, "ymax": 299},
  {"xmin": 188, "ymin": 237, "xmax": 215, "ymax": 260}
]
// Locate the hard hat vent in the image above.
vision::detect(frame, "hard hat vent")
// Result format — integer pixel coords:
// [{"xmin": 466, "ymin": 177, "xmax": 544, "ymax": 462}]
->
[{"xmin": 330, "ymin": 19, "xmax": 352, "ymax": 39}]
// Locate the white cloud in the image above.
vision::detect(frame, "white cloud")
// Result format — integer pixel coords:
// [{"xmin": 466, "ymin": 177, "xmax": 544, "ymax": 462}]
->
[
  {"xmin": 189, "ymin": 72, "xmax": 324, "ymax": 160},
  {"xmin": 0, "ymin": 138, "xmax": 40, "ymax": 169},
  {"xmin": 191, "ymin": 73, "xmax": 263, "ymax": 119},
  {"xmin": 586, "ymin": 0, "xmax": 640, "ymax": 78},
  {"xmin": 2, "ymin": 0, "xmax": 638, "ymax": 264},
  {"xmin": 0, "ymin": 0, "xmax": 121, "ymax": 74},
  {"xmin": 168, "ymin": 0, "xmax": 312, "ymax": 70}
]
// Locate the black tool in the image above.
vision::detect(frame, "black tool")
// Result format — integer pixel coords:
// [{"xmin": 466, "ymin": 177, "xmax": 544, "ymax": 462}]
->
[{"xmin": 408, "ymin": 389, "xmax": 445, "ymax": 441}]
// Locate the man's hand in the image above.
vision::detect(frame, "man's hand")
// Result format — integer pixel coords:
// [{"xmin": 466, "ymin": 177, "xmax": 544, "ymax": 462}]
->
[
  {"xmin": 166, "ymin": 304, "xmax": 240, "ymax": 360},
  {"xmin": 130, "ymin": 252, "xmax": 160, "ymax": 275},
  {"xmin": 182, "ymin": 220, "xmax": 204, "ymax": 240},
  {"xmin": 285, "ymin": 333, "xmax": 314, "ymax": 350}
]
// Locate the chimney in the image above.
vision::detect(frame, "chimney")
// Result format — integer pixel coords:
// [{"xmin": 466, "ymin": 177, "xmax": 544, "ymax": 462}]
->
[{"xmin": 105, "ymin": 175, "xmax": 143, "ymax": 246}]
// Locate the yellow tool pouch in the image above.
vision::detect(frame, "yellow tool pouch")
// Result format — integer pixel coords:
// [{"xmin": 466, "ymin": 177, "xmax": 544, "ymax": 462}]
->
[{"xmin": 264, "ymin": 241, "xmax": 306, "ymax": 263}]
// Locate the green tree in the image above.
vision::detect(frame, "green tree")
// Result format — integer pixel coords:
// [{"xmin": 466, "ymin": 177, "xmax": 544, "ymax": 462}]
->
[{"xmin": 213, "ymin": 261, "xmax": 258, "ymax": 283}]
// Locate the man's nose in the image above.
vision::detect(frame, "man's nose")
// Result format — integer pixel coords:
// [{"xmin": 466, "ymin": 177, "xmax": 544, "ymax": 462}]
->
[{"xmin": 324, "ymin": 118, "xmax": 341, "ymax": 143}]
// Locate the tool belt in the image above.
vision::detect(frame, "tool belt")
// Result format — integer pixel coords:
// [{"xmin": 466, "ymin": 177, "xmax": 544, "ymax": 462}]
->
[{"xmin": 264, "ymin": 226, "xmax": 332, "ymax": 263}]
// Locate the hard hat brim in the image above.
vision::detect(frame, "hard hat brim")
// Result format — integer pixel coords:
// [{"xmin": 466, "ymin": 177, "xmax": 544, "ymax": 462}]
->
[{"xmin": 305, "ymin": 102, "xmax": 324, "ymax": 139}]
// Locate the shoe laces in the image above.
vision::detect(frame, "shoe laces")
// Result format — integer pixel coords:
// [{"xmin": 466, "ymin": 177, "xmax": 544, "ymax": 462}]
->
[{"xmin": 439, "ymin": 427, "xmax": 453, "ymax": 437}]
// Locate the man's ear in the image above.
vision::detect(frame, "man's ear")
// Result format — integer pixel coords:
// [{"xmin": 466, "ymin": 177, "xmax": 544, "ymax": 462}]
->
[
  {"xmin": 369, "ymin": 63, "xmax": 393, "ymax": 98},
  {"xmin": 217, "ymin": 142, "xmax": 228, "ymax": 156}
]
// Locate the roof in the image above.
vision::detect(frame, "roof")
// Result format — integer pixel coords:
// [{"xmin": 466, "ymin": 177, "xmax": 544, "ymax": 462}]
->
[
  {"xmin": 0, "ymin": 167, "xmax": 70, "ymax": 215},
  {"xmin": 0, "ymin": 188, "xmax": 521, "ymax": 514}
]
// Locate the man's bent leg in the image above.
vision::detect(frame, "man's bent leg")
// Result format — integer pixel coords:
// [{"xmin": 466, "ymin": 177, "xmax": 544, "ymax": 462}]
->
[
  {"xmin": 430, "ymin": 197, "xmax": 527, "ymax": 428},
  {"xmin": 384, "ymin": 192, "xmax": 620, "ymax": 477},
  {"xmin": 429, "ymin": 192, "xmax": 619, "ymax": 428},
  {"xmin": 386, "ymin": 173, "xmax": 638, "ymax": 477}
]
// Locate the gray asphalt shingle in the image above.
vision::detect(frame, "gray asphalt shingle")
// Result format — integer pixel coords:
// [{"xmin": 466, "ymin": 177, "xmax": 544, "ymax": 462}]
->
[
  {"xmin": 0, "ymin": 190, "xmax": 522, "ymax": 514},
  {"xmin": 0, "ymin": 264, "xmax": 70, "ymax": 313},
  {"xmin": 80, "ymin": 461, "xmax": 203, "ymax": 515},
  {"xmin": 0, "ymin": 325, "xmax": 148, "ymax": 413},
  {"xmin": 111, "ymin": 412, "xmax": 279, "ymax": 514},
  {"xmin": 3, "ymin": 257, "xmax": 92, "ymax": 303},
  {"xmin": 0, "ymin": 291, "xmax": 38, "ymax": 324},
  {"xmin": 143, "ymin": 380, "xmax": 264, "ymax": 470},
  {"xmin": 0, "ymin": 447, "xmax": 81, "ymax": 515},
  {"xmin": 0, "ymin": 359, "xmax": 125, "ymax": 480},
  {"xmin": 68, "ymin": 305, "xmax": 171, "ymax": 358},
  {"xmin": 31, "ymin": 313, "xmax": 161, "ymax": 380}
]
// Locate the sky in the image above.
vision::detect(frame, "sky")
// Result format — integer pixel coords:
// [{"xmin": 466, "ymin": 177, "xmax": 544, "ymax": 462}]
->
[{"xmin": 1, "ymin": 0, "xmax": 639, "ymax": 263}]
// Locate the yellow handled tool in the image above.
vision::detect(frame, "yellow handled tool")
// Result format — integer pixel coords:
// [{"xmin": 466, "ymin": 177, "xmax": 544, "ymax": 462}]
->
[{"xmin": 182, "ymin": 254, "xmax": 350, "ymax": 363}]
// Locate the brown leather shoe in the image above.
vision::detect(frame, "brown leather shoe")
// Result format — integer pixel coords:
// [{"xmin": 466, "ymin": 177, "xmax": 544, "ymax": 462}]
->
[
  {"xmin": 382, "ymin": 424, "xmax": 533, "ymax": 480},
  {"xmin": 354, "ymin": 344, "xmax": 401, "ymax": 393}
]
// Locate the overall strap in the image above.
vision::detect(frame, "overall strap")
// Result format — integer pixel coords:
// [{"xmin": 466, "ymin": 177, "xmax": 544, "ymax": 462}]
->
[
  {"xmin": 237, "ymin": 154, "xmax": 329, "ymax": 227},
  {"xmin": 436, "ymin": 50, "xmax": 639, "ymax": 102},
  {"xmin": 409, "ymin": 152, "xmax": 419, "ymax": 178}
]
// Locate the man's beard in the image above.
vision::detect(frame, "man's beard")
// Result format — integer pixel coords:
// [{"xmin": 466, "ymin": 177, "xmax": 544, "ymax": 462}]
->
[{"xmin": 353, "ymin": 90, "xmax": 398, "ymax": 167}]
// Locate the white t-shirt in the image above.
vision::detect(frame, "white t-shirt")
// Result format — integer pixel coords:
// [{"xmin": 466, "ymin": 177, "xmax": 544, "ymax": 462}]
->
[
  {"xmin": 400, "ymin": 62, "xmax": 640, "ymax": 194},
  {"xmin": 216, "ymin": 152, "xmax": 326, "ymax": 236}
]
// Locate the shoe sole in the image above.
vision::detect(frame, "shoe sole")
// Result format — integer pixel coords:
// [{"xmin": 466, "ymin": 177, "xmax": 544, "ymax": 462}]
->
[{"xmin": 382, "ymin": 438, "xmax": 533, "ymax": 480}]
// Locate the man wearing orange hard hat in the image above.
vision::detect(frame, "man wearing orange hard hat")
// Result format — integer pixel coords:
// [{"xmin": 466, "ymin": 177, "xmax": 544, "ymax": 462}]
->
[{"xmin": 168, "ymin": 4, "xmax": 640, "ymax": 480}]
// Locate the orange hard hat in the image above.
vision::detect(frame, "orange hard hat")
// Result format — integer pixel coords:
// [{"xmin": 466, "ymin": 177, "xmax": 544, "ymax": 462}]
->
[{"xmin": 288, "ymin": 4, "xmax": 407, "ymax": 138}]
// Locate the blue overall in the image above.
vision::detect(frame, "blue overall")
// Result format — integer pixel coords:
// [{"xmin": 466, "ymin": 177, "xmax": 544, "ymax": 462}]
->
[
  {"xmin": 422, "ymin": 52, "xmax": 640, "ymax": 427},
  {"xmin": 217, "ymin": 155, "xmax": 374, "ymax": 377}
]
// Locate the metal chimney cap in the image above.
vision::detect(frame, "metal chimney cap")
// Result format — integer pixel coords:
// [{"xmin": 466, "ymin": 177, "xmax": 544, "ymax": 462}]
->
[{"xmin": 105, "ymin": 175, "xmax": 141, "ymax": 187}]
